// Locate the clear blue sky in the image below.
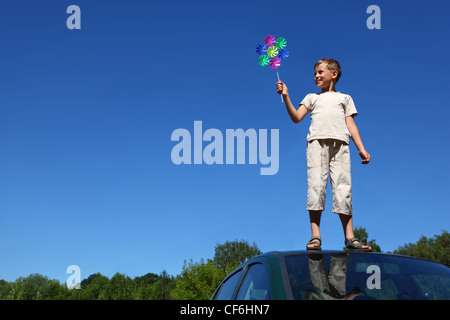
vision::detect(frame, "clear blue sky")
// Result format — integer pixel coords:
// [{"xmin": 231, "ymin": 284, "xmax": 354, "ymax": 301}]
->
[{"xmin": 1, "ymin": 0, "xmax": 449, "ymax": 283}]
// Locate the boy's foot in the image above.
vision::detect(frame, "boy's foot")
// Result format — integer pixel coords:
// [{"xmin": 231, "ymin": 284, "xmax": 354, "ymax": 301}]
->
[
  {"xmin": 344, "ymin": 237, "xmax": 372, "ymax": 252},
  {"xmin": 306, "ymin": 236, "xmax": 322, "ymax": 251}
]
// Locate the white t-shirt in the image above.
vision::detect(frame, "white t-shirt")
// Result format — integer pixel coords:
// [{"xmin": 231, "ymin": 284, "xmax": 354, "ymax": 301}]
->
[{"xmin": 300, "ymin": 91, "xmax": 358, "ymax": 143}]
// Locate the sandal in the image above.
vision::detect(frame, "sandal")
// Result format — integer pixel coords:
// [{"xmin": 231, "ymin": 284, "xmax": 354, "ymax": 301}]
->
[
  {"xmin": 306, "ymin": 236, "xmax": 322, "ymax": 251},
  {"xmin": 344, "ymin": 237, "xmax": 372, "ymax": 252}
]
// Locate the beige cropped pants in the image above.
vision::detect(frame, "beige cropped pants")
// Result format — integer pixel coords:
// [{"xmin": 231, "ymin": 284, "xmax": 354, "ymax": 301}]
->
[{"xmin": 306, "ymin": 139, "xmax": 352, "ymax": 215}]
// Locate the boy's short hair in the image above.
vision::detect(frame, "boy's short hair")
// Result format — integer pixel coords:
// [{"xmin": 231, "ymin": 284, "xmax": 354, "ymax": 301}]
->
[{"xmin": 315, "ymin": 58, "xmax": 342, "ymax": 83}]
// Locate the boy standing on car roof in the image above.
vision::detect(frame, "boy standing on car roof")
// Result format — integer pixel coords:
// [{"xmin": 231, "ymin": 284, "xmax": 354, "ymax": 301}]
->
[{"xmin": 276, "ymin": 58, "xmax": 372, "ymax": 252}]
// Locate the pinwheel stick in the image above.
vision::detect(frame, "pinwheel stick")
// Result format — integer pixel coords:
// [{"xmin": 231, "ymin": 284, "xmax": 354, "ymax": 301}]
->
[{"xmin": 277, "ymin": 69, "xmax": 283, "ymax": 103}]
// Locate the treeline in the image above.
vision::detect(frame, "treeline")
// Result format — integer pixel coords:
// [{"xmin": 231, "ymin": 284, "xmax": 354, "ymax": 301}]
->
[
  {"xmin": 393, "ymin": 230, "xmax": 449, "ymax": 266},
  {"xmin": 1, "ymin": 231, "xmax": 449, "ymax": 300},
  {"xmin": 0, "ymin": 239, "xmax": 261, "ymax": 300}
]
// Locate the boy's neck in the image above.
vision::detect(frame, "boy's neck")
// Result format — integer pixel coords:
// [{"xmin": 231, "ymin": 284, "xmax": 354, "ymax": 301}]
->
[{"xmin": 321, "ymin": 81, "xmax": 336, "ymax": 92}]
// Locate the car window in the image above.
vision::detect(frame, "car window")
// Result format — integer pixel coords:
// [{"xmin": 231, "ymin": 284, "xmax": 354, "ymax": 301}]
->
[
  {"xmin": 214, "ymin": 269, "xmax": 242, "ymax": 300},
  {"xmin": 236, "ymin": 263, "xmax": 271, "ymax": 300},
  {"xmin": 285, "ymin": 253, "xmax": 450, "ymax": 300}
]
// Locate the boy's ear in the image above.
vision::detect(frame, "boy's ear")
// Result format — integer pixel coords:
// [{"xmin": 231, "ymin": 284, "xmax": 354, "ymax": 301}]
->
[{"xmin": 331, "ymin": 70, "xmax": 338, "ymax": 79}]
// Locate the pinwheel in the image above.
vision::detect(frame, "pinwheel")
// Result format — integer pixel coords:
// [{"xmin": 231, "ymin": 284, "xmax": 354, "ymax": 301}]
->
[{"xmin": 256, "ymin": 35, "xmax": 290, "ymax": 102}]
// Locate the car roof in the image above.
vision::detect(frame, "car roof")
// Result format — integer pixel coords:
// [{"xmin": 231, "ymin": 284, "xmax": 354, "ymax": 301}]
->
[
  {"xmin": 223, "ymin": 249, "xmax": 449, "ymax": 283},
  {"xmin": 249, "ymin": 249, "xmax": 448, "ymax": 266}
]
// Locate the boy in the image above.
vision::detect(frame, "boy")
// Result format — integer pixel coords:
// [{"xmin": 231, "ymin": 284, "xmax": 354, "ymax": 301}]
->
[{"xmin": 276, "ymin": 58, "xmax": 372, "ymax": 251}]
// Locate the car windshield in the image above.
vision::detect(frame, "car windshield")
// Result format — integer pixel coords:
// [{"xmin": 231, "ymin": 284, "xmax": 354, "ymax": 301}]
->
[{"xmin": 284, "ymin": 252, "xmax": 450, "ymax": 300}]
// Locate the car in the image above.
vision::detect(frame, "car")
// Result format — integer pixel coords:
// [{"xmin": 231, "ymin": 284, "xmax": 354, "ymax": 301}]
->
[{"xmin": 211, "ymin": 250, "xmax": 450, "ymax": 300}]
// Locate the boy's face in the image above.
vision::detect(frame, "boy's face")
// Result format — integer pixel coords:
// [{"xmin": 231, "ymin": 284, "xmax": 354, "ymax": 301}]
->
[{"xmin": 314, "ymin": 63, "xmax": 338, "ymax": 89}]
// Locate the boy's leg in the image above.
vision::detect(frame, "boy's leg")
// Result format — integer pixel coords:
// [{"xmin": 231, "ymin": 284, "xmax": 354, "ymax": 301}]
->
[
  {"xmin": 338, "ymin": 214, "xmax": 372, "ymax": 250},
  {"xmin": 306, "ymin": 140, "xmax": 328, "ymax": 212},
  {"xmin": 306, "ymin": 140, "xmax": 329, "ymax": 249},
  {"xmin": 329, "ymin": 142, "xmax": 371, "ymax": 250},
  {"xmin": 329, "ymin": 142, "xmax": 352, "ymax": 215},
  {"xmin": 308, "ymin": 210, "xmax": 322, "ymax": 249}
]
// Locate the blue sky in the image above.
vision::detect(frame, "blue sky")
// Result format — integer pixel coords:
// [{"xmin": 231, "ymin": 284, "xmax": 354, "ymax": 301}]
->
[{"xmin": 1, "ymin": 0, "xmax": 449, "ymax": 283}]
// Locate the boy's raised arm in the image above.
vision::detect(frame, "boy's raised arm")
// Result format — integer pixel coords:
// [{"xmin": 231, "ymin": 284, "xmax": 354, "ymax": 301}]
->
[{"xmin": 276, "ymin": 81, "xmax": 308, "ymax": 124}]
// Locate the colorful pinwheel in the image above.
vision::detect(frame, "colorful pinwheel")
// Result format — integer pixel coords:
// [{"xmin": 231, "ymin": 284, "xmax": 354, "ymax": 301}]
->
[{"xmin": 256, "ymin": 35, "xmax": 290, "ymax": 102}]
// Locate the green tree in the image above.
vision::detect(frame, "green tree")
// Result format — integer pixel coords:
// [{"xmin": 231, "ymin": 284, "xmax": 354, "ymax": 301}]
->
[
  {"xmin": 171, "ymin": 239, "xmax": 262, "ymax": 300},
  {"xmin": 100, "ymin": 273, "xmax": 134, "ymax": 300},
  {"xmin": 133, "ymin": 272, "xmax": 159, "ymax": 288},
  {"xmin": 171, "ymin": 258, "xmax": 226, "ymax": 300},
  {"xmin": 213, "ymin": 239, "xmax": 262, "ymax": 270},
  {"xmin": 133, "ymin": 272, "xmax": 165, "ymax": 300},
  {"xmin": 354, "ymin": 226, "xmax": 381, "ymax": 252},
  {"xmin": 150, "ymin": 270, "xmax": 175, "ymax": 300},
  {"xmin": 134, "ymin": 270, "xmax": 175, "ymax": 300},
  {"xmin": 71, "ymin": 273, "xmax": 109, "ymax": 300},
  {"xmin": 0, "ymin": 280, "xmax": 12, "ymax": 299},
  {"xmin": 394, "ymin": 230, "xmax": 450, "ymax": 265},
  {"xmin": 2, "ymin": 274, "xmax": 69, "ymax": 300}
]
